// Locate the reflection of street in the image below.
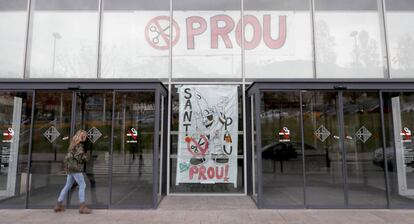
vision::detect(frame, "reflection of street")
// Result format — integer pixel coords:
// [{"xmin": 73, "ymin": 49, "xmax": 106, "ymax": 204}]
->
[
  {"xmin": 111, "ymin": 153, "xmax": 150, "ymax": 179},
  {"xmin": 74, "ymin": 92, "xmax": 112, "ymax": 206},
  {"xmin": 0, "ymin": 90, "xmax": 161, "ymax": 207},
  {"xmin": 127, "ymin": 143, "xmax": 144, "ymax": 177},
  {"xmin": 263, "ymin": 153, "xmax": 388, "ymax": 205},
  {"xmin": 259, "ymin": 91, "xmax": 389, "ymax": 206}
]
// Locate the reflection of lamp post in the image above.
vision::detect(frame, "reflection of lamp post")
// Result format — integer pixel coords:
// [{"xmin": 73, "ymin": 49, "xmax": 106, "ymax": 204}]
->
[
  {"xmin": 52, "ymin": 32, "xmax": 62, "ymax": 76},
  {"xmin": 350, "ymin": 31, "xmax": 358, "ymax": 66},
  {"xmin": 52, "ymin": 32, "xmax": 63, "ymax": 136}
]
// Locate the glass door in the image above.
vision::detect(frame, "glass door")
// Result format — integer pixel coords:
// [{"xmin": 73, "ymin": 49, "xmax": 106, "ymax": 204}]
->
[
  {"xmin": 0, "ymin": 92, "xmax": 33, "ymax": 208},
  {"xmin": 69, "ymin": 91, "xmax": 113, "ymax": 208},
  {"xmin": 302, "ymin": 90, "xmax": 386, "ymax": 208},
  {"xmin": 389, "ymin": 93, "xmax": 414, "ymax": 197},
  {"xmin": 302, "ymin": 91, "xmax": 344, "ymax": 207},
  {"xmin": 382, "ymin": 92, "xmax": 414, "ymax": 207},
  {"xmin": 29, "ymin": 91, "xmax": 73, "ymax": 207},
  {"xmin": 342, "ymin": 92, "xmax": 386, "ymax": 208},
  {"xmin": 259, "ymin": 91, "xmax": 304, "ymax": 207},
  {"xmin": 256, "ymin": 90, "xmax": 388, "ymax": 208},
  {"xmin": 110, "ymin": 91, "xmax": 155, "ymax": 208},
  {"xmin": 27, "ymin": 89, "xmax": 163, "ymax": 209},
  {"xmin": 1, "ymin": 83, "xmax": 166, "ymax": 209}
]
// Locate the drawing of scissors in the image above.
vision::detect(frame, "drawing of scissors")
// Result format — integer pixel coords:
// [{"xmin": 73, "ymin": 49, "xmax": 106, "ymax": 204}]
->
[{"xmin": 150, "ymin": 25, "xmax": 170, "ymax": 44}]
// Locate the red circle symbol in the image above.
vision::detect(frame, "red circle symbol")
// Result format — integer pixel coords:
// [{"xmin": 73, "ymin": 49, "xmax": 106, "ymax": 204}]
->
[
  {"xmin": 187, "ymin": 135, "xmax": 209, "ymax": 157},
  {"xmin": 145, "ymin": 16, "xmax": 180, "ymax": 50},
  {"xmin": 185, "ymin": 136, "xmax": 192, "ymax": 143}
]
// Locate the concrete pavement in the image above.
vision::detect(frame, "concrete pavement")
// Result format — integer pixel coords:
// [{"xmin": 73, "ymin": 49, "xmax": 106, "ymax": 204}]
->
[{"xmin": 1, "ymin": 196, "xmax": 414, "ymax": 224}]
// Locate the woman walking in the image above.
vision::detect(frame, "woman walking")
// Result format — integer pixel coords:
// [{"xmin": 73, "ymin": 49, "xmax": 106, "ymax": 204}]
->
[{"xmin": 54, "ymin": 130, "xmax": 92, "ymax": 214}]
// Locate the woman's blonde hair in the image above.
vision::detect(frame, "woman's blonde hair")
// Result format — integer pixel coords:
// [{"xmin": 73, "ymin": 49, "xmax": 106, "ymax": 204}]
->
[{"xmin": 68, "ymin": 130, "xmax": 87, "ymax": 152}]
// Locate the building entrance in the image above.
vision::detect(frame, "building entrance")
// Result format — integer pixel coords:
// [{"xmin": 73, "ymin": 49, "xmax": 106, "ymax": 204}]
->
[
  {"xmin": 251, "ymin": 90, "xmax": 386, "ymax": 208},
  {"xmin": 0, "ymin": 82, "xmax": 167, "ymax": 209},
  {"xmin": 303, "ymin": 91, "xmax": 386, "ymax": 208},
  {"xmin": 248, "ymin": 82, "xmax": 414, "ymax": 209}
]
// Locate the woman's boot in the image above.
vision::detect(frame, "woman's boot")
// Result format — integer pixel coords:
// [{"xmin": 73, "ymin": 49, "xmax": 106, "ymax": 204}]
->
[
  {"xmin": 79, "ymin": 203, "xmax": 92, "ymax": 214},
  {"xmin": 53, "ymin": 201, "xmax": 65, "ymax": 212}
]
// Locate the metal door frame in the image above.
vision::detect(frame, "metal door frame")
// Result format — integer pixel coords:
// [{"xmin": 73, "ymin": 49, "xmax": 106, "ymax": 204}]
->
[
  {"xmin": 246, "ymin": 81, "xmax": 414, "ymax": 209},
  {"xmin": 0, "ymin": 80, "xmax": 167, "ymax": 209}
]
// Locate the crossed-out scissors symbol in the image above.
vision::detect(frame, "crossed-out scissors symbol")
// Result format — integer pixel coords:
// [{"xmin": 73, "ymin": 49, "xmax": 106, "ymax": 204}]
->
[
  {"xmin": 145, "ymin": 16, "xmax": 180, "ymax": 50},
  {"xmin": 150, "ymin": 25, "xmax": 170, "ymax": 44}
]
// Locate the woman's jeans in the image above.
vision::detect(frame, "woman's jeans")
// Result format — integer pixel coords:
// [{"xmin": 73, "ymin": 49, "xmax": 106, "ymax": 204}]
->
[{"xmin": 57, "ymin": 173, "xmax": 86, "ymax": 203}]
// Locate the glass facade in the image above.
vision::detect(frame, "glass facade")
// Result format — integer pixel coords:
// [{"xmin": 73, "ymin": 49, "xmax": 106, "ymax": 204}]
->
[
  {"xmin": 0, "ymin": 0, "xmax": 28, "ymax": 78},
  {"xmin": 172, "ymin": 0, "xmax": 242, "ymax": 80},
  {"xmin": 27, "ymin": 0, "xmax": 100, "ymax": 78},
  {"xmin": 244, "ymin": 0, "xmax": 313, "ymax": 79},
  {"xmin": 101, "ymin": 0, "xmax": 170, "ymax": 79},
  {"xmin": 385, "ymin": 0, "xmax": 414, "ymax": 78},
  {"xmin": 314, "ymin": 0, "xmax": 386, "ymax": 78},
  {"xmin": 0, "ymin": 0, "xmax": 413, "ymax": 80},
  {"xmin": 1, "ymin": 0, "xmax": 414, "ymax": 210}
]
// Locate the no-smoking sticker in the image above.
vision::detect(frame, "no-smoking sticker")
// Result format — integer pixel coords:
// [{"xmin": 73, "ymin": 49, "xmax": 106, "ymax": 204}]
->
[
  {"xmin": 278, "ymin": 127, "xmax": 291, "ymax": 142},
  {"xmin": 401, "ymin": 127, "xmax": 412, "ymax": 143},
  {"xmin": 2, "ymin": 128, "xmax": 14, "ymax": 143},
  {"xmin": 145, "ymin": 16, "xmax": 180, "ymax": 50}
]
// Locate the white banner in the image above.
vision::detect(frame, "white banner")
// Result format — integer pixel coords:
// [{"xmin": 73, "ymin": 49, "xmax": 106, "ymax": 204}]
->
[{"xmin": 176, "ymin": 85, "xmax": 238, "ymax": 187}]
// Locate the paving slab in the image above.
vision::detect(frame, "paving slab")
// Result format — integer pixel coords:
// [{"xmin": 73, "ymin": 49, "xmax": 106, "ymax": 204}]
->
[{"xmin": 1, "ymin": 197, "xmax": 414, "ymax": 224}]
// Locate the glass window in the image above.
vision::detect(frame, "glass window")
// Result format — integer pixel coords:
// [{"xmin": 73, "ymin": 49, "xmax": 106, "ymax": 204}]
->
[
  {"xmin": 314, "ymin": 0, "xmax": 386, "ymax": 78},
  {"xmin": 244, "ymin": 0, "xmax": 313, "ymax": 80},
  {"xmin": 101, "ymin": 0, "xmax": 169, "ymax": 80},
  {"xmin": 0, "ymin": 0, "xmax": 28, "ymax": 78},
  {"xmin": 172, "ymin": 0, "xmax": 241, "ymax": 80},
  {"xmin": 385, "ymin": 0, "xmax": 414, "ymax": 78},
  {"xmin": 27, "ymin": 0, "xmax": 99, "ymax": 78},
  {"xmin": 0, "ymin": 91, "xmax": 32, "ymax": 208}
]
